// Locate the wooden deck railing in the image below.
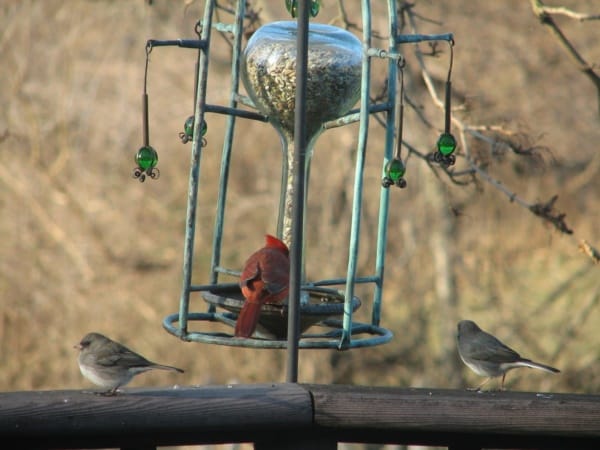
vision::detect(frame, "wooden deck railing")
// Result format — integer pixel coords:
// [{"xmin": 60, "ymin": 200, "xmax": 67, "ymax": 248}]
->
[{"xmin": 0, "ymin": 383, "xmax": 598, "ymax": 449}]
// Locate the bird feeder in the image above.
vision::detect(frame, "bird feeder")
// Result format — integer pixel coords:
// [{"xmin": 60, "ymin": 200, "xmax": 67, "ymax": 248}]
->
[{"xmin": 141, "ymin": 1, "xmax": 455, "ymax": 351}]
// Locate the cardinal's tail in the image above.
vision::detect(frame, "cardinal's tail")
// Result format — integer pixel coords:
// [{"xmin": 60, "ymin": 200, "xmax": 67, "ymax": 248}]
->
[{"xmin": 235, "ymin": 301, "xmax": 263, "ymax": 338}]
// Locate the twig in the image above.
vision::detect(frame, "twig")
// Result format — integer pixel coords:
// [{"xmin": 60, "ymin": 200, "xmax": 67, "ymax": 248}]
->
[
  {"xmin": 331, "ymin": 0, "xmax": 354, "ymax": 30},
  {"xmin": 464, "ymin": 160, "xmax": 529, "ymax": 207},
  {"xmin": 331, "ymin": 0, "xmax": 386, "ymax": 40},
  {"xmin": 529, "ymin": 194, "xmax": 573, "ymax": 234},
  {"xmin": 531, "ymin": 3, "xmax": 600, "ymax": 22},
  {"xmin": 579, "ymin": 240, "xmax": 600, "ymax": 264}
]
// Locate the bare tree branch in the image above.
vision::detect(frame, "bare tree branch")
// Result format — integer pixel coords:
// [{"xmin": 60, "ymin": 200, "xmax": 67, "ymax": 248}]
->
[
  {"xmin": 530, "ymin": 0, "xmax": 600, "ymax": 118},
  {"xmin": 400, "ymin": 3, "xmax": 572, "ymax": 235},
  {"xmin": 531, "ymin": 3, "xmax": 600, "ymax": 22}
]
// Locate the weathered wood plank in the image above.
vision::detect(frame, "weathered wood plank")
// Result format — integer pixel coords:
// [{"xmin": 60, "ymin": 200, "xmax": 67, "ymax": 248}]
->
[
  {"xmin": 307, "ymin": 384, "xmax": 600, "ymax": 448},
  {"xmin": 0, "ymin": 383, "xmax": 313, "ymax": 449},
  {"xmin": 2, "ymin": 383, "xmax": 600, "ymax": 449}
]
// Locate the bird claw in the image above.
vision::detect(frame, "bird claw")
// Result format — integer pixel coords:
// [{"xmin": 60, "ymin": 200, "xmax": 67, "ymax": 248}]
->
[{"xmin": 96, "ymin": 389, "xmax": 120, "ymax": 396}]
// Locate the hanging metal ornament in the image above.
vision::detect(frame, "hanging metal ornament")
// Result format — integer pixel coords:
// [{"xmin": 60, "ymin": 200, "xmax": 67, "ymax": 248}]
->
[
  {"xmin": 132, "ymin": 42, "xmax": 160, "ymax": 182},
  {"xmin": 382, "ymin": 57, "xmax": 407, "ymax": 189},
  {"xmin": 429, "ymin": 39, "xmax": 457, "ymax": 167},
  {"xmin": 179, "ymin": 21, "xmax": 209, "ymax": 145}
]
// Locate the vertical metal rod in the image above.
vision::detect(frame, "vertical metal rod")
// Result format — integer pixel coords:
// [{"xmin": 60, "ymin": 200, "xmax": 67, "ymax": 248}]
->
[
  {"xmin": 142, "ymin": 93, "xmax": 150, "ymax": 147},
  {"xmin": 286, "ymin": 0, "xmax": 310, "ymax": 383},
  {"xmin": 444, "ymin": 80, "xmax": 452, "ymax": 133},
  {"xmin": 178, "ymin": 0, "xmax": 214, "ymax": 336},
  {"xmin": 193, "ymin": 60, "xmax": 199, "ymax": 107},
  {"xmin": 210, "ymin": 0, "xmax": 246, "ymax": 290},
  {"xmin": 142, "ymin": 45, "xmax": 151, "ymax": 147},
  {"xmin": 444, "ymin": 42, "xmax": 454, "ymax": 134},
  {"xmin": 276, "ymin": 135, "xmax": 288, "ymax": 240},
  {"xmin": 395, "ymin": 69, "xmax": 404, "ymax": 159},
  {"xmin": 372, "ymin": 0, "xmax": 398, "ymax": 326},
  {"xmin": 340, "ymin": 0, "xmax": 372, "ymax": 347}
]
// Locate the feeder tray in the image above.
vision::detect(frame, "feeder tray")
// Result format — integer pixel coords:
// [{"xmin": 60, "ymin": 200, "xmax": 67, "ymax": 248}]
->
[
  {"xmin": 162, "ymin": 282, "xmax": 393, "ymax": 349},
  {"xmin": 202, "ymin": 284, "xmax": 361, "ymax": 339}
]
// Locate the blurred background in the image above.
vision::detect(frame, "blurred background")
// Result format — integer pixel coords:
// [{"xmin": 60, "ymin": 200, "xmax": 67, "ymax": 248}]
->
[{"xmin": 1, "ymin": 0, "xmax": 599, "ymax": 404}]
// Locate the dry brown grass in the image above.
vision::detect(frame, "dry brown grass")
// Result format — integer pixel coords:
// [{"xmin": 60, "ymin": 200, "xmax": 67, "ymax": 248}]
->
[{"xmin": 1, "ymin": 0, "xmax": 599, "ymax": 399}]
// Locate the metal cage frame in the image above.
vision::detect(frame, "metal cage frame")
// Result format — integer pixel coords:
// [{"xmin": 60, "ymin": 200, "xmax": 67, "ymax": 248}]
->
[{"xmin": 157, "ymin": 1, "xmax": 453, "ymax": 361}]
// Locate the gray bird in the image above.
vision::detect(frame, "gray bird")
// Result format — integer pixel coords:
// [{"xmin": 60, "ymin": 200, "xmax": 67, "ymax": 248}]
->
[
  {"xmin": 456, "ymin": 320, "xmax": 559, "ymax": 391},
  {"xmin": 75, "ymin": 332, "xmax": 184, "ymax": 395}
]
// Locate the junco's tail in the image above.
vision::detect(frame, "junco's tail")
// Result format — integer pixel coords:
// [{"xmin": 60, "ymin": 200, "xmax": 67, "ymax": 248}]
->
[
  {"xmin": 515, "ymin": 358, "xmax": 560, "ymax": 374},
  {"xmin": 151, "ymin": 364, "xmax": 184, "ymax": 373}
]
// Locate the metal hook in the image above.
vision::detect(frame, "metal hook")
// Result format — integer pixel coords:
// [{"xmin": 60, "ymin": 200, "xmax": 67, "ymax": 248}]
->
[
  {"xmin": 143, "ymin": 41, "xmax": 152, "ymax": 98},
  {"xmin": 194, "ymin": 20, "xmax": 203, "ymax": 37},
  {"xmin": 396, "ymin": 55, "xmax": 406, "ymax": 70}
]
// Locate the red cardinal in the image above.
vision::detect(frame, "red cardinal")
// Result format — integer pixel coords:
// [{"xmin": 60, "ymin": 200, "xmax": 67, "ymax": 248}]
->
[{"xmin": 234, "ymin": 234, "xmax": 290, "ymax": 338}]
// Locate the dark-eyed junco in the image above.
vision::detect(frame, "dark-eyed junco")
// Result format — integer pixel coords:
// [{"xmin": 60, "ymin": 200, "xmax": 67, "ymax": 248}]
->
[
  {"xmin": 75, "ymin": 332, "xmax": 184, "ymax": 395},
  {"xmin": 456, "ymin": 320, "xmax": 560, "ymax": 391}
]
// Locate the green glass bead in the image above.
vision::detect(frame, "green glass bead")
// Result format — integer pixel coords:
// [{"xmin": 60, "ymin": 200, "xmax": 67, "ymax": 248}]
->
[
  {"xmin": 285, "ymin": 0, "xmax": 320, "ymax": 18},
  {"xmin": 385, "ymin": 158, "xmax": 405, "ymax": 182},
  {"xmin": 437, "ymin": 132, "xmax": 457, "ymax": 156},
  {"xmin": 184, "ymin": 116, "xmax": 208, "ymax": 138},
  {"xmin": 135, "ymin": 146, "xmax": 158, "ymax": 170},
  {"xmin": 285, "ymin": 0, "xmax": 296, "ymax": 17},
  {"xmin": 184, "ymin": 116, "xmax": 194, "ymax": 138},
  {"xmin": 310, "ymin": 0, "xmax": 320, "ymax": 17}
]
